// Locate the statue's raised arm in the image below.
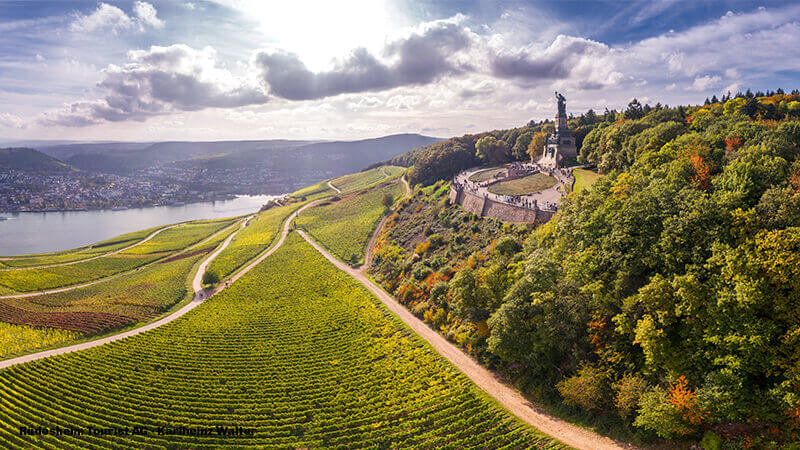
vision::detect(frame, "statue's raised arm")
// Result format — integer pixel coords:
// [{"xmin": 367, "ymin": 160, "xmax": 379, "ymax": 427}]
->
[{"xmin": 555, "ymin": 91, "xmax": 566, "ymax": 116}]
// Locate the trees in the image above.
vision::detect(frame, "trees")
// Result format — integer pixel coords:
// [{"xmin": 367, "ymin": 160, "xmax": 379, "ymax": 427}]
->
[
  {"xmin": 475, "ymin": 136, "xmax": 510, "ymax": 164},
  {"xmin": 527, "ymin": 132, "xmax": 546, "ymax": 160},
  {"xmin": 512, "ymin": 131, "xmax": 533, "ymax": 160}
]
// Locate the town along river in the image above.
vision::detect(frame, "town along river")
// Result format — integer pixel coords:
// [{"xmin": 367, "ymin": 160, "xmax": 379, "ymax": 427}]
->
[{"xmin": 0, "ymin": 195, "xmax": 281, "ymax": 256}]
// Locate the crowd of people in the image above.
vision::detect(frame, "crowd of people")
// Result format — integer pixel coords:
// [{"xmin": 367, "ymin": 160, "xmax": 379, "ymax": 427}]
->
[{"xmin": 452, "ymin": 163, "xmax": 569, "ymax": 212}]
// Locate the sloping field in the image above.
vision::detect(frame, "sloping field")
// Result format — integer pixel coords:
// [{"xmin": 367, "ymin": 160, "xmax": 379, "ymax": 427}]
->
[
  {"xmin": 0, "ymin": 225, "xmax": 166, "ymax": 268},
  {"xmin": 0, "ymin": 219, "xmax": 235, "ymax": 293},
  {"xmin": 0, "ymin": 233, "xmax": 561, "ymax": 448},
  {"xmin": 330, "ymin": 165, "xmax": 403, "ymax": 193},
  {"xmin": 206, "ymin": 203, "xmax": 302, "ymax": 278},
  {"xmin": 296, "ymin": 181, "xmax": 405, "ymax": 265}
]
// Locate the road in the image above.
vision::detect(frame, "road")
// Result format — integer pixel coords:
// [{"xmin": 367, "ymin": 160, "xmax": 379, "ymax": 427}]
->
[
  {"xmin": 0, "ymin": 224, "xmax": 181, "ymax": 271},
  {"xmin": 327, "ymin": 180, "xmax": 341, "ymax": 194}
]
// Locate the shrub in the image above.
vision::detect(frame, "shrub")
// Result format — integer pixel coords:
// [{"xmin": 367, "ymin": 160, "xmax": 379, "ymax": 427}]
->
[
  {"xmin": 556, "ymin": 365, "xmax": 609, "ymax": 412},
  {"xmin": 634, "ymin": 387, "xmax": 695, "ymax": 439},
  {"xmin": 613, "ymin": 373, "xmax": 649, "ymax": 419},
  {"xmin": 202, "ymin": 270, "xmax": 220, "ymax": 286},
  {"xmin": 495, "ymin": 236, "xmax": 521, "ymax": 256}
]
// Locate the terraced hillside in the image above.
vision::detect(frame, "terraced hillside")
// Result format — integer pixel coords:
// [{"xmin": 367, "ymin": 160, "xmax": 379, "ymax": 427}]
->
[
  {"xmin": 0, "ymin": 233, "xmax": 561, "ymax": 448},
  {"xmin": 0, "ymin": 218, "xmax": 242, "ymax": 357},
  {"xmin": 296, "ymin": 180, "xmax": 405, "ymax": 265},
  {"xmin": 206, "ymin": 203, "xmax": 304, "ymax": 278},
  {"xmin": 0, "ymin": 219, "xmax": 235, "ymax": 293},
  {"xmin": 329, "ymin": 165, "xmax": 404, "ymax": 193}
]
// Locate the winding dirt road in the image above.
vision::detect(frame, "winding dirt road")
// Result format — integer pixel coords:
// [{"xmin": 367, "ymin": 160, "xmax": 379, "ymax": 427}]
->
[
  {"xmin": 327, "ymin": 180, "xmax": 341, "ymax": 194},
  {"xmin": 0, "ymin": 224, "xmax": 181, "ymax": 271}
]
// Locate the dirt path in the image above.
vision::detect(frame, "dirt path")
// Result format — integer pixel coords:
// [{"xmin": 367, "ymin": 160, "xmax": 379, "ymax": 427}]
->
[
  {"xmin": 0, "ymin": 224, "xmax": 181, "ymax": 271},
  {"xmin": 327, "ymin": 180, "xmax": 341, "ymax": 194},
  {"xmin": 298, "ymin": 229, "xmax": 630, "ymax": 450},
  {"xmin": 0, "ymin": 217, "xmax": 252, "ymax": 370},
  {"xmin": 0, "ymin": 218, "xmax": 250, "ymax": 300}
]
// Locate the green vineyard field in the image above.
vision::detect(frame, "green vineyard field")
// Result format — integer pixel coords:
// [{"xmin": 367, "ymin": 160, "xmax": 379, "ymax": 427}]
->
[
  {"xmin": 0, "ymin": 233, "xmax": 561, "ymax": 448},
  {"xmin": 330, "ymin": 165, "xmax": 403, "ymax": 193},
  {"xmin": 206, "ymin": 204, "xmax": 301, "ymax": 278},
  {"xmin": 296, "ymin": 181, "xmax": 405, "ymax": 265}
]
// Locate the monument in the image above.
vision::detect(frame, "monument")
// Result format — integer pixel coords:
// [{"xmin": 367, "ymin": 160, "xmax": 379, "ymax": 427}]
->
[{"xmin": 536, "ymin": 92, "xmax": 577, "ymax": 169}]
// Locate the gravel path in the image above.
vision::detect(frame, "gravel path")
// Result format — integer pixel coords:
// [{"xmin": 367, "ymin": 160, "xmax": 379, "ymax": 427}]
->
[{"xmin": 327, "ymin": 180, "xmax": 341, "ymax": 193}]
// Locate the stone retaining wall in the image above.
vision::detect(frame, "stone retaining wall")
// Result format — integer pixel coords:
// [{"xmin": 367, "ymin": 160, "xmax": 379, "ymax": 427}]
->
[{"xmin": 449, "ymin": 186, "xmax": 554, "ymax": 224}]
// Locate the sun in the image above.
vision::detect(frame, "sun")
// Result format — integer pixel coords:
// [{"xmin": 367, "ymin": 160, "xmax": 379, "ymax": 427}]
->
[{"xmin": 238, "ymin": 0, "xmax": 398, "ymax": 71}]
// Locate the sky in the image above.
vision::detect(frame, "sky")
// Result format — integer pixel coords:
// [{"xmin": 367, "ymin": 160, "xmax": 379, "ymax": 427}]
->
[{"xmin": 1, "ymin": 0, "xmax": 799, "ymax": 142}]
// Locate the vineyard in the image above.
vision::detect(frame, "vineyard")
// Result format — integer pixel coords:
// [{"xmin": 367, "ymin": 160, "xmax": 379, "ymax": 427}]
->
[
  {"xmin": 329, "ymin": 165, "xmax": 404, "ymax": 193},
  {"xmin": 0, "ymin": 233, "xmax": 561, "ymax": 448},
  {"xmin": 0, "ymin": 225, "xmax": 167, "ymax": 268},
  {"xmin": 206, "ymin": 203, "xmax": 302, "ymax": 278},
  {"xmin": 296, "ymin": 180, "xmax": 405, "ymax": 265},
  {"xmin": 0, "ymin": 219, "xmax": 236, "ymax": 293},
  {"xmin": 0, "ymin": 322, "xmax": 80, "ymax": 359}
]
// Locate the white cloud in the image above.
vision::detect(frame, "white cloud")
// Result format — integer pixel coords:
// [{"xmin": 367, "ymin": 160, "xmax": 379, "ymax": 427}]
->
[
  {"xmin": 70, "ymin": 2, "xmax": 163, "ymax": 34},
  {"xmin": 39, "ymin": 44, "xmax": 268, "ymax": 126},
  {"xmin": 688, "ymin": 75, "xmax": 721, "ymax": 91},
  {"xmin": 182, "ymin": 2, "xmax": 197, "ymax": 10},
  {"xmin": 0, "ymin": 113, "xmax": 26, "ymax": 129},
  {"xmin": 35, "ymin": 53, "xmax": 45, "ymax": 62},
  {"xmin": 70, "ymin": 3, "xmax": 133, "ymax": 33},
  {"xmin": 133, "ymin": 2, "xmax": 164, "ymax": 29}
]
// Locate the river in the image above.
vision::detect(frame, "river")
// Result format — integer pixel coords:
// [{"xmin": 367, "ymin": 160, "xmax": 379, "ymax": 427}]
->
[{"xmin": 0, "ymin": 195, "xmax": 281, "ymax": 256}]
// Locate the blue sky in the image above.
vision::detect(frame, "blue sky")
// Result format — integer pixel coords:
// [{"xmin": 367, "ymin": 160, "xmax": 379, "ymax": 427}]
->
[{"xmin": 1, "ymin": 0, "xmax": 799, "ymax": 141}]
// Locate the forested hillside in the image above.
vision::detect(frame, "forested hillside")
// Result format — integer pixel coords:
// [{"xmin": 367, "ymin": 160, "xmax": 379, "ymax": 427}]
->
[{"xmin": 369, "ymin": 90, "xmax": 800, "ymax": 446}]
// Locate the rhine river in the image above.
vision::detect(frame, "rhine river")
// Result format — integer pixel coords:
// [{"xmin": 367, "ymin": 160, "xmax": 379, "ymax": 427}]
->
[{"xmin": 0, "ymin": 195, "xmax": 281, "ymax": 256}]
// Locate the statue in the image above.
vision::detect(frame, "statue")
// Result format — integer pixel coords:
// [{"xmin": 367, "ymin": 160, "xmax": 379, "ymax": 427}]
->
[{"xmin": 555, "ymin": 91, "xmax": 566, "ymax": 116}]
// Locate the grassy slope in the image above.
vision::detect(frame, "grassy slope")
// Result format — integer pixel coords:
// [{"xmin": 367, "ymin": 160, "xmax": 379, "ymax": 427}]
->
[
  {"xmin": 487, "ymin": 173, "xmax": 558, "ymax": 196},
  {"xmin": 571, "ymin": 168, "xmax": 603, "ymax": 193},
  {"xmin": 0, "ymin": 219, "xmax": 234, "ymax": 292},
  {"xmin": 296, "ymin": 181, "xmax": 405, "ymax": 265},
  {"xmin": 206, "ymin": 203, "xmax": 303, "ymax": 278},
  {"xmin": 0, "ymin": 233, "xmax": 562, "ymax": 448},
  {"xmin": 331, "ymin": 165, "xmax": 404, "ymax": 193},
  {"xmin": 468, "ymin": 167, "xmax": 506, "ymax": 182},
  {"xmin": 290, "ymin": 179, "xmax": 334, "ymax": 201}
]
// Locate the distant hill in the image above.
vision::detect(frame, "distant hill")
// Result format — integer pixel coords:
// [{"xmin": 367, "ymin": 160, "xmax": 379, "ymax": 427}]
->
[
  {"xmin": 36, "ymin": 134, "xmax": 441, "ymax": 176},
  {"xmin": 0, "ymin": 148, "xmax": 74, "ymax": 172}
]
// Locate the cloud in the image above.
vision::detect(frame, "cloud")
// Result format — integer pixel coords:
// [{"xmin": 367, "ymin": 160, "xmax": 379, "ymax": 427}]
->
[
  {"xmin": 133, "ymin": 1, "xmax": 164, "ymax": 29},
  {"xmin": 0, "ymin": 113, "xmax": 26, "ymax": 129},
  {"xmin": 490, "ymin": 35, "xmax": 624, "ymax": 89},
  {"xmin": 70, "ymin": 2, "xmax": 163, "ymax": 34},
  {"xmin": 687, "ymin": 74, "xmax": 721, "ymax": 91},
  {"xmin": 39, "ymin": 44, "xmax": 268, "ymax": 126},
  {"xmin": 254, "ymin": 17, "xmax": 473, "ymax": 100}
]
